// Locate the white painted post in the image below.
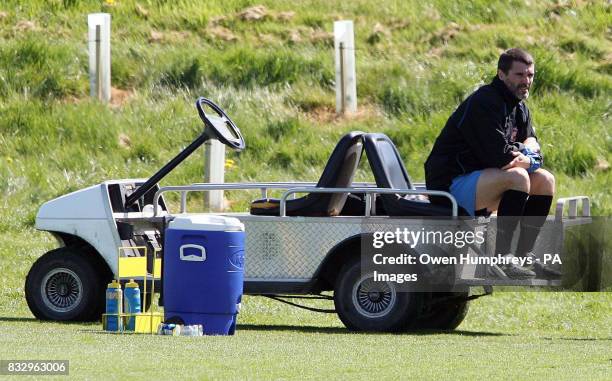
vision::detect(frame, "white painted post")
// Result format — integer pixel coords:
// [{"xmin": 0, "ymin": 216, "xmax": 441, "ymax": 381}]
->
[
  {"xmin": 88, "ymin": 13, "xmax": 111, "ymax": 102},
  {"xmin": 203, "ymin": 140, "xmax": 226, "ymax": 212},
  {"xmin": 334, "ymin": 20, "xmax": 357, "ymax": 114}
]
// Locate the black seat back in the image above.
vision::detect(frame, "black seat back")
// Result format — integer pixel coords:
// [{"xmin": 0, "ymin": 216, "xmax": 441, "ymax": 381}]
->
[
  {"xmin": 363, "ymin": 133, "xmax": 456, "ymax": 216},
  {"xmin": 250, "ymin": 131, "xmax": 364, "ymax": 216},
  {"xmin": 363, "ymin": 133, "xmax": 414, "ymax": 191},
  {"xmin": 313, "ymin": 131, "xmax": 365, "ymax": 214}
]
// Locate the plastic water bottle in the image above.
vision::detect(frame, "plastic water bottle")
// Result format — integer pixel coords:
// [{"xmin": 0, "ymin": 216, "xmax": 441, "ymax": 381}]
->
[
  {"xmin": 181, "ymin": 325, "xmax": 203, "ymax": 336},
  {"xmin": 157, "ymin": 323, "xmax": 203, "ymax": 336},
  {"xmin": 105, "ymin": 280, "xmax": 122, "ymax": 331},
  {"xmin": 123, "ymin": 279, "xmax": 141, "ymax": 331},
  {"xmin": 157, "ymin": 323, "xmax": 181, "ymax": 336}
]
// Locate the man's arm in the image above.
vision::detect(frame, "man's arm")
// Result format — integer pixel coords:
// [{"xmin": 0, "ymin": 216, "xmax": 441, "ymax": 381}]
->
[
  {"xmin": 520, "ymin": 103, "xmax": 539, "ymax": 152},
  {"xmin": 518, "ymin": 136, "xmax": 543, "ymax": 172},
  {"xmin": 457, "ymin": 93, "xmax": 517, "ymax": 168},
  {"xmin": 523, "ymin": 137, "xmax": 540, "ymax": 152}
]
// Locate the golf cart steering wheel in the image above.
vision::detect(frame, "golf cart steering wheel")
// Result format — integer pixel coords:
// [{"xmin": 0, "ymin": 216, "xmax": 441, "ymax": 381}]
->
[{"xmin": 196, "ymin": 97, "xmax": 245, "ymax": 151}]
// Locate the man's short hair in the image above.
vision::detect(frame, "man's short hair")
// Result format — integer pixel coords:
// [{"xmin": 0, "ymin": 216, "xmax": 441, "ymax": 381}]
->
[{"xmin": 498, "ymin": 48, "xmax": 534, "ymax": 73}]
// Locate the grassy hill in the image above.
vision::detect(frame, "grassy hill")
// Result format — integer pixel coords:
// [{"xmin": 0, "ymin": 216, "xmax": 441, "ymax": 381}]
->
[{"xmin": 1, "ymin": 0, "xmax": 610, "ymax": 223}]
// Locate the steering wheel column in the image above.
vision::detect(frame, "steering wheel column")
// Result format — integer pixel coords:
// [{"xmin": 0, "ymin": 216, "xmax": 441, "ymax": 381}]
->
[{"xmin": 124, "ymin": 97, "xmax": 245, "ymax": 209}]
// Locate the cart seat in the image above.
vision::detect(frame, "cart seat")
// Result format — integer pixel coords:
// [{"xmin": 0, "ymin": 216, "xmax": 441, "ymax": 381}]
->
[
  {"xmin": 250, "ymin": 131, "xmax": 364, "ymax": 216},
  {"xmin": 363, "ymin": 133, "xmax": 468, "ymax": 217}
]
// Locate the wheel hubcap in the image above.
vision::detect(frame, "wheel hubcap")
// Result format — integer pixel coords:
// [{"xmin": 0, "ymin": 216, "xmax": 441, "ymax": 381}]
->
[
  {"xmin": 368, "ymin": 291, "xmax": 383, "ymax": 302},
  {"xmin": 352, "ymin": 274, "xmax": 396, "ymax": 318},
  {"xmin": 40, "ymin": 268, "xmax": 83, "ymax": 313}
]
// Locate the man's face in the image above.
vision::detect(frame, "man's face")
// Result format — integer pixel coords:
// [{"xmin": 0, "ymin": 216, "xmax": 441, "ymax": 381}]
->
[{"xmin": 498, "ymin": 61, "xmax": 535, "ymax": 100}]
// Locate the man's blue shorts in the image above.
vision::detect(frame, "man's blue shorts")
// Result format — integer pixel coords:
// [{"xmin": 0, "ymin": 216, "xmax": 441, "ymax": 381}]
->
[{"xmin": 449, "ymin": 170, "xmax": 483, "ymax": 217}]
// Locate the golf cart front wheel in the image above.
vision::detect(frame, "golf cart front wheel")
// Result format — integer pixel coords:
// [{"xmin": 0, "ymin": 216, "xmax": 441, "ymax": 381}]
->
[
  {"xmin": 25, "ymin": 247, "xmax": 105, "ymax": 321},
  {"xmin": 333, "ymin": 258, "xmax": 422, "ymax": 332}
]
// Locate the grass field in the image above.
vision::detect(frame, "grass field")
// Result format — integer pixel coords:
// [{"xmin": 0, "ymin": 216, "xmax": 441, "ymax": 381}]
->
[
  {"xmin": 0, "ymin": 0, "xmax": 610, "ymax": 379},
  {"xmin": 1, "ymin": 291, "xmax": 611, "ymax": 379},
  {"xmin": 0, "ymin": 220, "xmax": 610, "ymax": 379}
]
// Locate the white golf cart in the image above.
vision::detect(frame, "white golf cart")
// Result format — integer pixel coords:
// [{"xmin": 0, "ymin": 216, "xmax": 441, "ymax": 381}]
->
[{"xmin": 25, "ymin": 98, "xmax": 592, "ymax": 331}]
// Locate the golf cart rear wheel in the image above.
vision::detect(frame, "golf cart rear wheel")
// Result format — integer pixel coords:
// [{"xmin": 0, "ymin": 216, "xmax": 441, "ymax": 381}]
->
[
  {"xmin": 25, "ymin": 247, "xmax": 105, "ymax": 321},
  {"xmin": 333, "ymin": 258, "xmax": 422, "ymax": 332},
  {"xmin": 413, "ymin": 292, "xmax": 470, "ymax": 330}
]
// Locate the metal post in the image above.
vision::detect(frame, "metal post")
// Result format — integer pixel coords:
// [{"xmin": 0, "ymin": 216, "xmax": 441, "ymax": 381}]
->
[
  {"xmin": 88, "ymin": 13, "xmax": 111, "ymax": 103},
  {"xmin": 95, "ymin": 25, "xmax": 102, "ymax": 101},
  {"xmin": 203, "ymin": 140, "xmax": 226, "ymax": 212},
  {"xmin": 334, "ymin": 20, "xmax": 357, "ymax": 114},
  {"xmin": 339, "ymin": 42, "xmax": 346, "ymax": 113}
]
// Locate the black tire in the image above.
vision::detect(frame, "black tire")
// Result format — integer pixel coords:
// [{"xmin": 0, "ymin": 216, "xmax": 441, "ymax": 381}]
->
[
  {"xmin": 25, "ymin": 247, "xmax": 106, "ymax": 322},
  {"xmin": 413, "ymin": 292, "xmax": 470, "ymax": 330},
  {"xmin": 333, "ymin": 258, "xmax": 423, "ymax": 332}
]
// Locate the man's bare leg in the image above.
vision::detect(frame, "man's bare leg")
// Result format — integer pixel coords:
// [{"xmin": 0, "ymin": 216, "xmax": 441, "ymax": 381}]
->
[
  {"xmin": 528, "ymin": 168, "xmax": 555, "ymax": 196},
  {"xmin": 475, "ymin": 167, "xmax": 530, "ymax": 212},
  {"xmin": 473, "ymin": 167, "xmax": 554, "ymax": 212}
]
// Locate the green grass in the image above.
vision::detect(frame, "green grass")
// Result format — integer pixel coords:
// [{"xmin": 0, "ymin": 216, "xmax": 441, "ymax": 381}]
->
[
  {"xmin": 0, "ymin": 0, "xmax": 611, "ymax": 378},
  {"xmin": 1, "ymin": 228, "xmax": 610, "ymax": 379},
  {"xmin": 1, "ymin": 3, "xmax": 610, "ymax": 219},
  {"xmin": 0, "ymin": 291, "xmax": 611, "ymax": 380},
  {"xmin": 1, "ymin": 227, "xmax": 611, "ymax": 380}
]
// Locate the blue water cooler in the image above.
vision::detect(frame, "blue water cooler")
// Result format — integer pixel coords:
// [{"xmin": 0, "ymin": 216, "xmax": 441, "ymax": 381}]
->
[{"xmin": 163, "ymin": 215, "xmax": 245, "ymax": 335}]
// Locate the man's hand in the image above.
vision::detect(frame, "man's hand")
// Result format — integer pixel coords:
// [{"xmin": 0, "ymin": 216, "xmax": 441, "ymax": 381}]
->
[
  {"xmin": 502, "ymin": 151, "xmax": 532, "ymax": 170},
  {"xmin": 523, "ymin": 137, "xmax": 540, "ymax": 153}
]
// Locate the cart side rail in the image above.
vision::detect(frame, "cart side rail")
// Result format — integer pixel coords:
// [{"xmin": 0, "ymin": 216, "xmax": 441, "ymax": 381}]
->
[
  {"xmin": 555, "ymin": 196, "xmax": 590, "ymax": 221},
  {"xmin": 153, "ymin": 182, "xmax": 458, "ymax": 217}
]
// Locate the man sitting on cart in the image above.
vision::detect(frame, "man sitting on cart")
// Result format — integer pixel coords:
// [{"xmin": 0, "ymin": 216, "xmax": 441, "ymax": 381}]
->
[{"xmin": 424, "ymin": 48, "xmax": 557, "ymax": 279}]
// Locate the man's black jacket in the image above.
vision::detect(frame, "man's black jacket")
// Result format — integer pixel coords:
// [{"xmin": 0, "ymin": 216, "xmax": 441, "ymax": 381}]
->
[{"xmin": 424, "ymin": 76, "xmax": 536, "ymax": 198}]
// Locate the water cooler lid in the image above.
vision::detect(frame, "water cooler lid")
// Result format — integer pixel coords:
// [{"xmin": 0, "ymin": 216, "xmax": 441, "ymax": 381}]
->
[{"xmin": 168, "ymin": 214, "xmax": 244, "ymax": 232}]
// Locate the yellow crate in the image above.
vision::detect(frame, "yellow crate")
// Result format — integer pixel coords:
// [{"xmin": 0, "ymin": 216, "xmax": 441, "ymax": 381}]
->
[
  {"xmin": 101, "ymin": 245, "xmax": 163, "ymax": 335},
  {"xmin": 135, "ymin": 313, "xmax": 163, "ymax": 334},
  {"xmin": 118, "ymin": 257, "xmax": 162, "ymax": 279},
  {"xmin": 102, "ymin": 312, "xmax": 164, "ymax": 334}
]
